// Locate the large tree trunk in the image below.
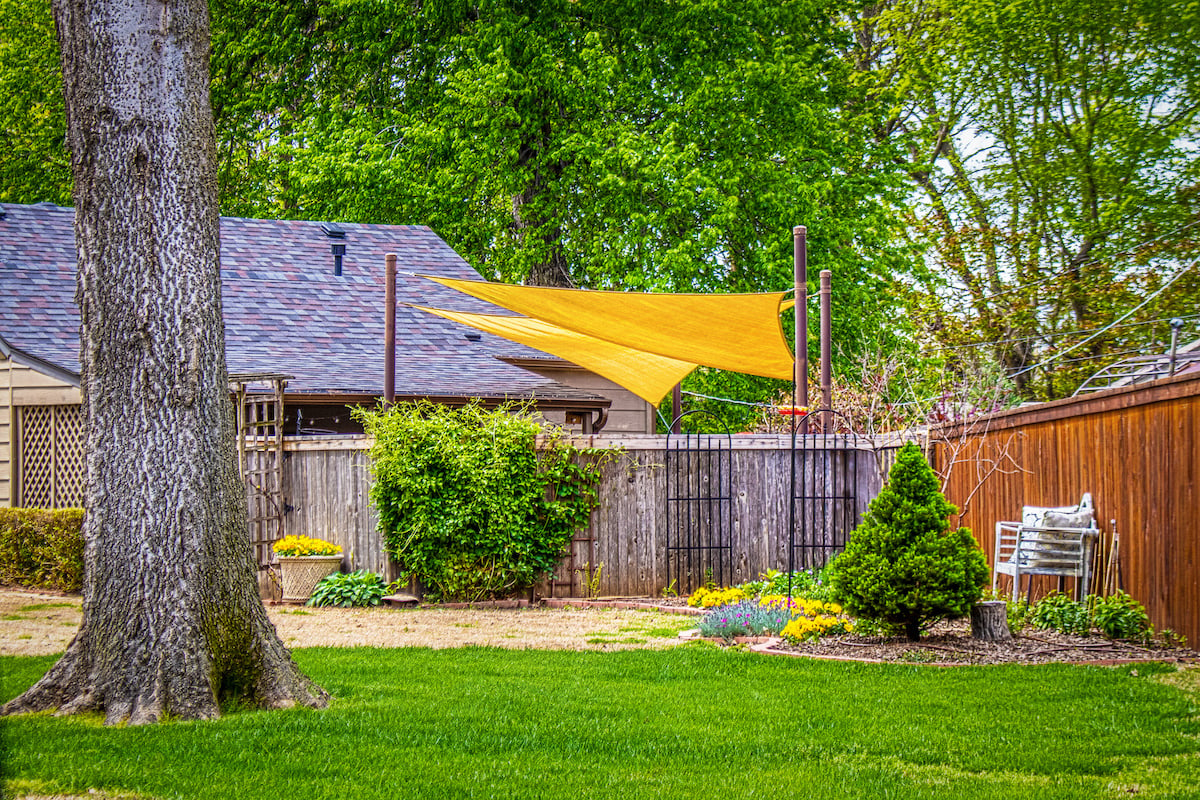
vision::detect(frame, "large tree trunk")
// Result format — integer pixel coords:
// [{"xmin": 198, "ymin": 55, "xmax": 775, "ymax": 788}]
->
[{"xmin": 2, "ymin": 0, "xmax": 326, "ymax": 724}]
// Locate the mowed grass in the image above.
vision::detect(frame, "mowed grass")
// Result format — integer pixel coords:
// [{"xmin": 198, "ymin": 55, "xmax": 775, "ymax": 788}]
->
[{"xmin": 2, "ymin": 647, "xmax": 1198, "ymax": 800}]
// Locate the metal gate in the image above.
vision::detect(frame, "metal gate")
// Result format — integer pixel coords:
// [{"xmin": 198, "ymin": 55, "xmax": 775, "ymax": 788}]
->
[
  {"xmin": 665, "ymin": 410, "xmax": 735, "ymax": 594},
  {"xmin": 788, "ymin": 409, "xmax": 875, "ymax": 575}
]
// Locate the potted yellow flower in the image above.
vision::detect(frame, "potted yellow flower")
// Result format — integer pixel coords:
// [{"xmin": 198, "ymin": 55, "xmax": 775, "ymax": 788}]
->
[{"xmin": 273, "ymin": 535, "xmax": 343, "ymax": 602}]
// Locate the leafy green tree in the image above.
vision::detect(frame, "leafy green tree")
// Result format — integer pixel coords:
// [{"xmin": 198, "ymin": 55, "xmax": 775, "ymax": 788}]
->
[
  {"xmin": 0, "ymin": 0, "xmax": 69, "ymax": 204},
  {"xmin": 852, "ymin": 0, "xmax": 1200, "ymax": 399},
  {"xmin": 206, "ymin": 0, "xmax": 918, "ymax": 424},
  {"xmin": 217, "ymin": 3, "xmax": 904, "ymax": 287},
  {"xmin": 830, "ymin": 442, "xmax": 988, "ymax": 640}
]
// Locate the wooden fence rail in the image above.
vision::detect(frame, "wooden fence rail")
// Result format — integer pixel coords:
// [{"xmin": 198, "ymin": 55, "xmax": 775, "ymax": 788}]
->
[{"xmin": 259, "ymin": 434, "xmax": 905, "ymax": 597}]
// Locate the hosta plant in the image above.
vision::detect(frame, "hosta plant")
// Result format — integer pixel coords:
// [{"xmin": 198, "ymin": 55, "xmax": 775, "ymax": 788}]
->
[
  {"xmin": 1090, "ymin": 591, "xmax": 1152, "ymax": 640},
  {"xmin": 1030, "ymin": 593, "xmax": 1091, "ymax": 635},
  {"xmin": 308, "ymin": 570, "xmax": 390, "ymax": 607}
]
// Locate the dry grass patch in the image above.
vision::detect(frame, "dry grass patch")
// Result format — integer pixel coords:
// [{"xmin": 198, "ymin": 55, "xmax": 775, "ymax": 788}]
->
[{"xmin": 0, "ymin": 589, "xmax": 693, "ymax": 655}]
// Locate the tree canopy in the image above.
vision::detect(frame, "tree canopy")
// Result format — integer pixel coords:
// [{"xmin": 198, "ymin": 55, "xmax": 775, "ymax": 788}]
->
[
  {"xmin": 3, "ymin": 0, "xmax": 1196, "ymax": 413},
  {"xmin": 854, "ymin": 0, "xmax": 1200, "ymax": 398}
]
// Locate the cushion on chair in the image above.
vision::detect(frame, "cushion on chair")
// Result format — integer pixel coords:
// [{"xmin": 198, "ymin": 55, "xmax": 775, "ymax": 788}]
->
[
  {"xmin": 1042, "ymin": 509, "xmax": 1094, "ymax": 530},
  {"xmin": 1021, "ymin": 503, "xmax": 1077, "ymax": 528}
]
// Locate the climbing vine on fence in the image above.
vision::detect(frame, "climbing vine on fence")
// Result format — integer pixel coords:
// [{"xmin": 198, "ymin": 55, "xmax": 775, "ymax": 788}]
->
[{"xmin": 354, "ymin": 401, "xmax": 609, "ymax": 602}]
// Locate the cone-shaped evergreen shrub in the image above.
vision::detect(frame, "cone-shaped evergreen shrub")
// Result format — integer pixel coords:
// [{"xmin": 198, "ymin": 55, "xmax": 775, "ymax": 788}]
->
[{"xmin": 829, "ymin": 442, "xmax": 988, "ymax": 640}]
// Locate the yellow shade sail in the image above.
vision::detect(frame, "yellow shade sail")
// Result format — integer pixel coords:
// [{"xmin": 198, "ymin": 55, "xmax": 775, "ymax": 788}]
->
[
  {"xmin": 412, "ymin": 306, "xmax": 698, "ymax": 404},
  {"xmin": 425, "ymin": 276, "xmax": 796, "ymax": 380}
]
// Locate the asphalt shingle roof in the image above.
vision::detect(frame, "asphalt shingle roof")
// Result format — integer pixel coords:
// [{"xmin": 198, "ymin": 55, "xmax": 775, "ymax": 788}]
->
[{"xmin": 0, "ymin": 203, "xmax": 601, "ymax": 402}]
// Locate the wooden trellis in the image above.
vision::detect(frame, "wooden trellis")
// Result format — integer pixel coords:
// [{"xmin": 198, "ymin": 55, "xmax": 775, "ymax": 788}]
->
[
  {"xmin": 230, "ymin": 373, "xmax": 291, "ymax": 570},
  {"xmin": 16, "ymin": 404, "xmax": 85, "ymax": 508}
]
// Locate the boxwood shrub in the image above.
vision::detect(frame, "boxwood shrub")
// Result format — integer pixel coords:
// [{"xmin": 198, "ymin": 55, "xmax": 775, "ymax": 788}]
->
[{"xmin": 0, "ymin": 508, "xmax": 85, "ymax": 591}]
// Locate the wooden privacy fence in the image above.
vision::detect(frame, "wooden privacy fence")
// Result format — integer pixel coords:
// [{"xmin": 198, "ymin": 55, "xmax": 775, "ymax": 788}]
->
[
  {"xmin": 258, "ymin": 433, "xmax": 905, "ymax": 597},
  {"xmin": 933, "ymin": 371, "xmax": 1200, "ymax": 647}
]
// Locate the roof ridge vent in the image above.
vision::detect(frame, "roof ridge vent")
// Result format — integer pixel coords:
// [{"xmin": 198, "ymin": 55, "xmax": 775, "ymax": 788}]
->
[{"xmin": 320, "ymin": 222, "xmax": 346, "ymax": 239}]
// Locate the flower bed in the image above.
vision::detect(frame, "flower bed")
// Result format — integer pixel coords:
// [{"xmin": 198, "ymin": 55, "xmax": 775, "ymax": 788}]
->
[{"xmin": 695, "ymin": 594, "xmax": 853, "ymax": 644}]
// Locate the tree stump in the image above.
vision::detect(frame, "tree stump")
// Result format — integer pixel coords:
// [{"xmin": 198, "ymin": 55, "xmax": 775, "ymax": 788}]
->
[{"xmin": 970, "ymin": 601, "xmax": 1012, "ymax": 642}]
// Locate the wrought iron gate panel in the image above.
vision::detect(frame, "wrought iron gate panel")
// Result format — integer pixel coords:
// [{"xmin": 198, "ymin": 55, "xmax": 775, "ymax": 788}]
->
[
  {"xmin": 665, "ymin": 411, "xmax": 734, "ymax": 594},
  {"xmin": 789, "ymin": 411, "xmax": 875, "ymax": 575}
]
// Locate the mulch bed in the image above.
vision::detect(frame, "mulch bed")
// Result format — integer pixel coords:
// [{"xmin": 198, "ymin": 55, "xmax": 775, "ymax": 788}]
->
[
  {"xmin": 557, "ymin": 598, "xmax": 1199, "ymax": 666},
  {"xmin": 759, "ymin": 619, "xmax": 1200, "ymax": 666}
]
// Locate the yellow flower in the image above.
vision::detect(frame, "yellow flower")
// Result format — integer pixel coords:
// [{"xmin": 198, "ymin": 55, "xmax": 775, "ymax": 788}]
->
[
  {"xmin": 687, "ymin": 586, "xmax": 746, "ymax": 608},
  {"xmin": 273, "ymin": 535, "xmax": 342, "ymax": 557}
]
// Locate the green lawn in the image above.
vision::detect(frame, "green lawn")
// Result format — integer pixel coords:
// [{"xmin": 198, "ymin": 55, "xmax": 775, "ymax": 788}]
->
[{"xmin": 3, "ymin": 646, "xmax": 1198, "ymax": 799}]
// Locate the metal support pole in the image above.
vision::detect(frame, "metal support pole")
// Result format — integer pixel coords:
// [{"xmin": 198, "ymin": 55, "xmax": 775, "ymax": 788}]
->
[
  {"xmin": 793, "ymin": 226, "xmax": 808, "ymax": 410},
  {"xmin": 820, "ymin": 269, "xmax": 832, "ymax": 428},
  {"xmin": 384, "ymin": 253, "xmax": 397, "ymax": 406},
  {"xmin": 1168, "ymin": 318, "xmax": 1184, "ymax": 376},
  {"xmin": 671, "ymin": 383, "xmax": 682, "ymax": 434}
]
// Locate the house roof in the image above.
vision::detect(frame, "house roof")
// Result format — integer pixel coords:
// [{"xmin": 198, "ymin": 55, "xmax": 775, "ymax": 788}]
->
[{"xmin": 0, "ymin": 202, "xmax": 605, "ymax": 404}]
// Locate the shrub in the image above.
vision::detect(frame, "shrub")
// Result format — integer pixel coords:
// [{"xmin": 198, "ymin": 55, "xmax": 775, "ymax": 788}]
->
[
  {"xmin": 273, "ymin": 535, "xmax": 342, "ymax": 557},
  {"xmin": 1091, "ymin": 592, "xmax": 1151, "ymax": 640},
  {"xmin": 355, "ymin": 401, "xmax": 607, "ymax": 603},
  {"xmin": 737, "ymin": 568, "xmax": 835, "ymax": 602},
  {"xmin": 828, "ymin": 442, "xmax": 988, "ymax": 641},
  {"xmin": 0, "ymin": 508, "xmax": 85, "ymax": 592},
  {"xmin": 308, "ymin": 570, "xmax": 390, "ymax": 607},
  {"xmin": 1030, "ymin": 593, "xmax": 1091, "ymax": 635}
]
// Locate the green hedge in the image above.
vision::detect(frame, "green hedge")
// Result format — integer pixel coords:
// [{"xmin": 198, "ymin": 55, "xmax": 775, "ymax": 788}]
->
[{"xmin": 0, "ymin": 508, "xmax": 85, "ymax": 592}]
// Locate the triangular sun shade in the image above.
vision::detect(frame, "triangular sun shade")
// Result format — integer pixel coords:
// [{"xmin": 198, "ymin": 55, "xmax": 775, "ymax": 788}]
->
[
  {"xmin": 412, "ymin": 306, "xmax": 698, "ymax": 405},
  {"xmin": 418, "ymin": 276, "xmax": 796, "ymax": 404}
]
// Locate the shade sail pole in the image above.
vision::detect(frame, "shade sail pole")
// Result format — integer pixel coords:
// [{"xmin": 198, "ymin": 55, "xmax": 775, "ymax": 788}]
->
[
  {"xmin": 671, "ymin": 383, "xmax": 682, "ymax": 433},
  {"xmin": 820, "ymin": 269, "xmax": 833, "ymax": 430},
  {"xmin": 793, "ymin": 226, "xmax": 808, "ymax": 409}
]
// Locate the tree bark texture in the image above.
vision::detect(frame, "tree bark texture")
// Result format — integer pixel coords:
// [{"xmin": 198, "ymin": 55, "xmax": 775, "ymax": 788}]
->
[
  {"xmin": 970, "ymin": 601, "xmax": 1012, "ymax": 642},
  {"xmin": 3, "ymin": 0, "xmax": 326, "ymax": 724}
]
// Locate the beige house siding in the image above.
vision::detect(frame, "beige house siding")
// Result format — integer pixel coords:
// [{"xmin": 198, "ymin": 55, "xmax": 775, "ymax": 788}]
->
[
  {"xmin": 515, "ymin": 361, "xmax": 657, "ymax": 433},
  {"xmin": 0, "ymin": 352, "xmax": 82, "ymax": 508}
]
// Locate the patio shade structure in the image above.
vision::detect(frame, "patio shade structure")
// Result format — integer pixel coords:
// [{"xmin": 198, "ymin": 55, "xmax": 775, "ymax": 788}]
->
[{"xmin": 420, "ymin": 275, "xmax": 796, "ymax": 404}]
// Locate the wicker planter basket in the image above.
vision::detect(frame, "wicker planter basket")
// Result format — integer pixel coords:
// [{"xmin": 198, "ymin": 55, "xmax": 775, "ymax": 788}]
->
[{"xmin": 278, "ymin": 555, "xmax": 343, "ymax": 602}]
